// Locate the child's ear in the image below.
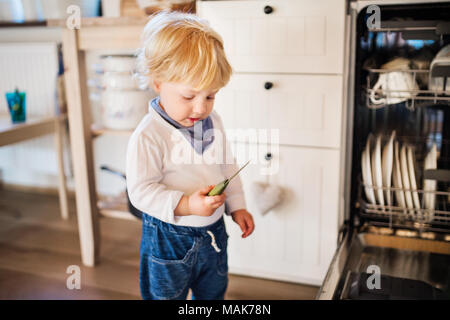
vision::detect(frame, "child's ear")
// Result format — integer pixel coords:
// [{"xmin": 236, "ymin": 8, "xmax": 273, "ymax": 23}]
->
[{"xmin": 152, "ymin": 79, "xmax": 161, "ymax": 93}]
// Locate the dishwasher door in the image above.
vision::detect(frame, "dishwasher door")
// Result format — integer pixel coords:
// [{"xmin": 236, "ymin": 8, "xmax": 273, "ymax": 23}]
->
[
  {"xmin": 317, "ymin": 230, "xmax": 450, "ymax": 299},
  {"xmin": 317, "ymin": 0, "xmax": 450, "ymax": 300},
  {"xmin": 315, "ymin": 230, "xmax": 357, "ymax": 299}
]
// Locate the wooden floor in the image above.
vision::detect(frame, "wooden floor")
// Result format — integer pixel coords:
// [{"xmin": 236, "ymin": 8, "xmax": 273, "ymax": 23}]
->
[{"xmin": 0, "ymin": 189, "xmax": 318, "ymax": 300}]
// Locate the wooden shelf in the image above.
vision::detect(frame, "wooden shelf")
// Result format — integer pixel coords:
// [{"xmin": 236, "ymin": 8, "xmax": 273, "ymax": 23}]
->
[
  {"xmin": 0, "ymin": 113, "xmax": 69, "ymax": 221},
  {"xmin": 0, "ymin": 114, "xmax": 67, "ymax": 147},
  {"xmin": 47, "ymin": 17, "xmax": 149, "ymax": 27},
  {"xmin": 60, "ymin": 16, "xmax": 147, "ymax": 265},
  {"xmin": 91, "ymin": 124, "xmax": 134, "ymax": 138},
  {"xmin": 0, "ymin": 20, "xmax": 48, "ymax": 28},
  {"xmin": 99, "ymin": 207, "xmax": 139, "ymax": 221},
  {"xmin": 97, "ymin": 196, "xmax": 139, "ymax": 221},
  {"xmin": 2, "ymin": 17, "xmax": 148, "ymax": 28}
]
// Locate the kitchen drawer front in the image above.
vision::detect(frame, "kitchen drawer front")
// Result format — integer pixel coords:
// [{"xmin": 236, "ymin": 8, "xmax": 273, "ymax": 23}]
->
[
  {"xmin": 197, "ymin": 0, "xmax": 346, "ymax": 74},
  {"xmin": 225, "ymin": 143, "xmax": 340, "ymax": 284},
  {"xmin": 215, "ymin": 73, "xmax": 343, "ymax": 148}
]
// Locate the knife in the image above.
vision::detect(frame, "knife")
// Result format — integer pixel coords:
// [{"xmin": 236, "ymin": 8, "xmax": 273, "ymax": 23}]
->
[{"xmin": 207, "ymin": 160, "xmax": 251, "ymax": 196}]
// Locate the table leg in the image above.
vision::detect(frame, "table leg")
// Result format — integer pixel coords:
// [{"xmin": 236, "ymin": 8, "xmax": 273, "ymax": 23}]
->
[
  {"xmin": 55, "ymin": 117, "xmax": 69, "ymax": 220},
  {"xmin": 62, "ymin": 28, "xmax": 100, "ymax": 267}
]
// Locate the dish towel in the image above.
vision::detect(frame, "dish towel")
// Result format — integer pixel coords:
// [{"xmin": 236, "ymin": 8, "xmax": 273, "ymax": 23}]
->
[{"xmin": 249, "ymin": 181, "xmax": 284, "ymax": 215}]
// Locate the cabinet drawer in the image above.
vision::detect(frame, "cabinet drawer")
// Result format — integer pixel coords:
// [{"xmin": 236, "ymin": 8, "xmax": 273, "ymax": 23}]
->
[
  {"xmin": 225, "ymin": 143, "xmax": 340, "ymax": 284},
  {"xmin": 197, "ymin": 0, "xmax": 346, "ymax": 74},
  {"xmin": 215, "ymin": 73, "xmax": 343, "ymax": 148}
]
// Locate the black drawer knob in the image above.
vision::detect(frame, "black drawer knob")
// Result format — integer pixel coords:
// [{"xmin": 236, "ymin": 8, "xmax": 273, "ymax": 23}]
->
[
  {"xmin": 264, "ymin": 82, "xmax": 273, "ymax": 90},
  {"xmin": 264, "ymin": 6, "xmax": 273, "ymax": 14},
  {"xmin": 265, "ymin": 152, "xmax": 272, "ymax": 160}
]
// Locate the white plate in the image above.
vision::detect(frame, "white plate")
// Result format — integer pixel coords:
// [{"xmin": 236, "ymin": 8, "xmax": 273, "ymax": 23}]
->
[
  {"xmin": 424, "ymin": 143, "xmax": 437, "ymax": 221},
  {"xmin": 362, "ymin": 141, "xmax": 376, "ymax": 204},
  {"xmin": 407, "ymin": 146, "xmax": 421, "ymax": 216},
  {"xmin": 371, "ymin": 135, "xmax": 384, "ymax": 206},
  {"xmin": 393, "ymin": 141, "xmax": 406, "ymax": 209},
  {"xmin": 382, "ymin": 131, "xmax": 396, "ymax": 206},
  {"xmin": 362, "ymin": 135, "xmax": 376, "ymax": 204},
  {"xmin": 400, "ymin": 144, "xmax": 414, "ymax": 214}
]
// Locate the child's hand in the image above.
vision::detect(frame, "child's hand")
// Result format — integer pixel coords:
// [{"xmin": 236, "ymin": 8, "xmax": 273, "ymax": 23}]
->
[
  {"xmin": 231, "ymin": 209, "xmax": 255, "ymax": 238},
  {"xmin": 188, "ymin": 185, "xmax": 226, "ymax": 217}
]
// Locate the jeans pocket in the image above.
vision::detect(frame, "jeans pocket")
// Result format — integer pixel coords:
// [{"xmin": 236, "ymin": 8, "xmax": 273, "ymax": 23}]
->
[
  {"xmin": 147, "ymin": 226, "xmax": 197, "ymax": 299},
  {"xmin": 149, "ymin": 256, "xmax": 192, "ymax": 300},
  {"xmin": 150, "ymin": 226, "xmax": 197, "ymax": 264},
  {"xmin": 216, "ymin": 231, "xmax": 229, "ymax": 276}
]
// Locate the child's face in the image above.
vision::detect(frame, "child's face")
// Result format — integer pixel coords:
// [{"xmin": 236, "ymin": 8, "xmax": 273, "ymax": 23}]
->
[{"xmin": 153, "ymin": 81, "xmax": 219, "ymax": 127}]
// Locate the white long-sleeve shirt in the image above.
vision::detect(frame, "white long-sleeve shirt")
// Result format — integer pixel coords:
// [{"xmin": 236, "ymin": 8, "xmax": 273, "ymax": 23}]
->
[{"xmin": 126, "ymin": 105, "xmax": 247, "ymax": 227}]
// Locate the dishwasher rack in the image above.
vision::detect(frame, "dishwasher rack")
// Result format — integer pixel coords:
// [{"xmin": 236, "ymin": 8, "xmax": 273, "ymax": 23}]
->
[
  {"xmin": 365, "ymin": 68, "xmax": 450, "ymax": 110},
  {"xmin": 358, "ymin": 183, "xmax": 450, "ymax": 232},
  {"xmin": 357, "ymin": 135, "xmax": 450, "ymax": 233}
]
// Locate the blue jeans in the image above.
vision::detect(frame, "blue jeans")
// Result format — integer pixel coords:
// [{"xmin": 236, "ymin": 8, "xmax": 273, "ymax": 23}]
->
[{"xmin": 140, "ymin": 214, "xmax": 229, "ymax": 300}]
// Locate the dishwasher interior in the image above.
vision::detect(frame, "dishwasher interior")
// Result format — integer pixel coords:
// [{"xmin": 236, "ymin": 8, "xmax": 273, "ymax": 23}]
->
[{"xmin": 319, "ymin": 1, "xmax": 450, "ymax": 300}]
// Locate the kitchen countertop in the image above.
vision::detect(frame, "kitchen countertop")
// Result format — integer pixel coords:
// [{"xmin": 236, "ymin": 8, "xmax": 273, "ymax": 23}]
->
[{"xmin": 47, "ymin": 17, "xmax": 149, "ymax": 28}]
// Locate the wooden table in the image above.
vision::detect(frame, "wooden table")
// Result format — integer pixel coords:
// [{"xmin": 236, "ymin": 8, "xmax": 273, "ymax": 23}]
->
[
  {"xmin": 48, "ymin": 17, "xmax": 147, "ymax": 266},
  {"xmin": 0, "ymin": 114, "xmax": 69, "ymax": 220}
]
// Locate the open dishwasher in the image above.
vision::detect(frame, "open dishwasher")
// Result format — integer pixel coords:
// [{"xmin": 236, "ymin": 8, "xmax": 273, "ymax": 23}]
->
[{"xmin": 318, "ymin": 0, "xmax": 450, "ymax": 299}]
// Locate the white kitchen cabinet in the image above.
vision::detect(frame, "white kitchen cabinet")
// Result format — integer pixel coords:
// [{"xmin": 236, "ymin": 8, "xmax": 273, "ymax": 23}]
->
[
  {"xmin": 197, "ymin": 0, "xmax": 346, "ymax": 74},
  {"xmin": 198, "ymin": 0, "xmax": 346, "ymax": 286},
  {"xmin": 225, "ymin": 142, "xmax": 340, "ymax": 285},
  {"xmin": 214, "ymin": 73, "xmax": 343, "ymax": 148}
]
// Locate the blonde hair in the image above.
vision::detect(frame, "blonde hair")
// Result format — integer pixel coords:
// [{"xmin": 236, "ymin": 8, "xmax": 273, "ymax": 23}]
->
[{"xmin": 135, "ymin": 10, "xmax": 232, "ymax": 91}]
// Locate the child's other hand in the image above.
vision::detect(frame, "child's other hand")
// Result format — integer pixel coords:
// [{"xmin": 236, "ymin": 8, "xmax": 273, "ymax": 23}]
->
[
  {"xmin": 188, "ymin": 185, "xmax": 226, "ymax": 217},
  {"xmin": 231, "ymin": 209, "xmax": 255, "ymax": 238}
]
